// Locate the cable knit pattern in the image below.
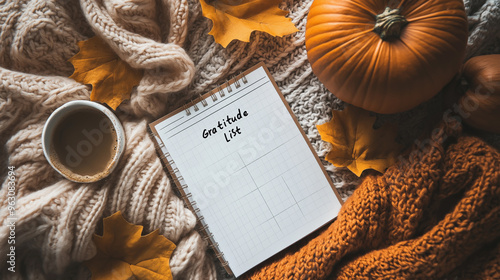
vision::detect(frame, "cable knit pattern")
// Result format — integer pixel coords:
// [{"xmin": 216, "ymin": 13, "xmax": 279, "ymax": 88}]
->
[
  {"xmin": 0, "ymin": 0, "xmax": 499, "ymax": 279},
  {"xmin": 0, "ymin": 0, "xmax": 212, "ymax": 279},
  {"xmin": 80, "ymin": 0, "xmax": 196, "ymax": 118}
]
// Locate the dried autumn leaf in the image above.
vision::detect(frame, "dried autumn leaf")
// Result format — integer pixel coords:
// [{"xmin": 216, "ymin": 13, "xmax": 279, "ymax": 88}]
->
[
  {"xmin": 85, "ymin": 211, "xmax": 176, "ymax": 280},
  {"xmin": 200, "ymin": 0, "xmax": 299, "ymax": 47},
  {"xmin": 69, "ymin": 36, "xmax": 143, "ymax": 110},
  {"xmin": 317, "ymin": 106, "xmax": 402, "ymax": 177}
]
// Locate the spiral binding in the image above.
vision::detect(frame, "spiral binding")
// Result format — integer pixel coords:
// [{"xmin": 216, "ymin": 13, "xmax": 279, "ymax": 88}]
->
[
  {"xmin": 150, "ymin": 70, "xmax": 255, "ymax": 276},
  {"xmin": 160, "ymin": 144, "xmax": 233, "ymax": 274},
  {"xmin": 199, "ymin": 224, "xmax": 210, "ymax": 231},
  {"xmin": 219, "ymin": 87, "xmax": 225, "ymax": 98},
  {"xmin": 241, "ymin": 74, "xmax": 248, "ymax": 84},
  {"xmin": 203, "ymin": 232, "xmax": 214, "ymax": 241},
  {"xmin": 201, "ymin": 95, "xmax": 208, "ymax": 107},
  {"xmin": 183, "ymin": 72, "xmax": 248, "ymax": 116},
  {"xmin": 184, "ymin": 104, "xmax": 191, "ymax": 116}
]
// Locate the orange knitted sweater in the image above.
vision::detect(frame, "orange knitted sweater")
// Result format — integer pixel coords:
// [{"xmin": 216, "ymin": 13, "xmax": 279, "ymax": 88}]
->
[{"xmin": 244, "ymin": 123, "xmax": 500, "ymax": 279}]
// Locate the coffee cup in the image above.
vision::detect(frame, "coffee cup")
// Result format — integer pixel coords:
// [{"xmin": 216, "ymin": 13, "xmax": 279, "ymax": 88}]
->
[{"xmin": 42, "ymin": 100, "xmax": 125, "ymax": 183}]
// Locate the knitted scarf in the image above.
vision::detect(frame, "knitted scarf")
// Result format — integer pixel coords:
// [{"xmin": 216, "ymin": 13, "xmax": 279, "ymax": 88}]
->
[{"xmin": 245, "ymin": 122, "xmax": 500, "ymax": 279}]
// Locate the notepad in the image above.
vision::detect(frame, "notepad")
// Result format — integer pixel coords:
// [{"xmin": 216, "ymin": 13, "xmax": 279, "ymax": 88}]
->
[{"xmin": 149, "ymin": 63, "xmax": 342, "ymax": 277}]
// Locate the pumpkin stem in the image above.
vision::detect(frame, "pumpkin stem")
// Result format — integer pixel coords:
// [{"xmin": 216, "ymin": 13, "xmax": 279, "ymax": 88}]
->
[{"xmin": 374, "ymin": 7, "xmax": 408, "ymax": 40}]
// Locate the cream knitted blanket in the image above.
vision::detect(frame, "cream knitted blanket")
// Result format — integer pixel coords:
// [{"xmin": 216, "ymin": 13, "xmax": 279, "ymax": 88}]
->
[{"xmin": 0, "ymin": 0, "xmax": 498, "ymax": 279}]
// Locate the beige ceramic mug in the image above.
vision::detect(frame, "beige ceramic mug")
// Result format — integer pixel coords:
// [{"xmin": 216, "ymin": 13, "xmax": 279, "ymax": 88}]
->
[{"xmin": 42, "ymin": 100, "xmax": 125, "ymax": 183}]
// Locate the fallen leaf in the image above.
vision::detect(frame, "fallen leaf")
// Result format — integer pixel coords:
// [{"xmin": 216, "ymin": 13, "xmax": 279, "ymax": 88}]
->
[
  {"xmin": 199, "ymin": 0, "xmax": 299, "ymax": 47},
  {"xmin": 69, "ymin": 36, "xmax": 143, "ymax": 110},
  {"xmin": 85, "ymin": 211, "xmax": 176, "ymax": 280},
  {"xmin": 317, "ymin": 106, "xmax": 402, "ymax": 176}
]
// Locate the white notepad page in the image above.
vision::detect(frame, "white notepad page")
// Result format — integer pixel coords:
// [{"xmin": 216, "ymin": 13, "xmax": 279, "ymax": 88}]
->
[{"xmin": 153, "ymin": 65, "xmax": 342, "ymax": 277}]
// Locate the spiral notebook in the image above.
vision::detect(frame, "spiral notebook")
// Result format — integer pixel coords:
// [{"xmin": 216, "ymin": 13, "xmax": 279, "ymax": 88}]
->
[{"xmin": 149, "ymin": 63, "xmax": 342, "ymax": 277}]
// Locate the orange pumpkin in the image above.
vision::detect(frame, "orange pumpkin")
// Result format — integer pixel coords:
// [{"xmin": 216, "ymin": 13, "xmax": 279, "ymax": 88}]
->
[
  {"xmin": 306, "ymin": 0, "xmax": 468, "ymax": 114},
  {"xmin": 459, "ymin": 55, "xmax": 500, "ymax": 133}
]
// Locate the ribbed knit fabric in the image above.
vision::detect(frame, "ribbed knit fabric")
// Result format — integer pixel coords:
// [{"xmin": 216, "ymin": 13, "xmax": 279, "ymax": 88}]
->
[
  {"xmin": 0, "ymin": 0, "xmax": 499, "ymax": 279},
  {"xmin": 245, "ymin": 122, "xmax": 500, "ymax": 279}
]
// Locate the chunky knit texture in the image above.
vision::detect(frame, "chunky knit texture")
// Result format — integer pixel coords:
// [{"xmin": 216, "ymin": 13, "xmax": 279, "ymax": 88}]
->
[
  {"xmin": 245, "ymin": 122, "xmax": 500, "ymax": 279},
  {"xmin": 0, "ymin": 0, "xmax": 499, "ymax": 279},
  {"xmin": 0, "ymin": 0, "xmax": 207, "ymax": 279}
]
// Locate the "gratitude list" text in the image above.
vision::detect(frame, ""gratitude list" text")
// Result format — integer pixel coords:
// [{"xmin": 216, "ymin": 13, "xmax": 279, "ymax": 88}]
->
[{"xmin": 202, "ymin": 109, "xmax": 249, "ymax": 143}]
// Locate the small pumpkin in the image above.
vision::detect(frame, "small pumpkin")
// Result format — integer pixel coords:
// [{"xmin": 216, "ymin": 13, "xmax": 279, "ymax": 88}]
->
[
  {"xmin": 459, "ymin": 55, "xmax": 500, "ymax": 133},
  {"xmin": 305, "ymin": 0, "xmax": 468, "ymax": 114}
]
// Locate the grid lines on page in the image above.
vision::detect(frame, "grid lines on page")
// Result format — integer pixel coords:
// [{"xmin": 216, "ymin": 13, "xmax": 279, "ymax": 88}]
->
[{"xmin": 155, "ymin": 66, "xmax": 341, "ymax": 276}]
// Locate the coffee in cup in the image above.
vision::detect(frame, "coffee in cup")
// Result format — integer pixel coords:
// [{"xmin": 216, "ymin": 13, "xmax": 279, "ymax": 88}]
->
[{"xmin": 42, "ymin": 100, "xmax": 125, "ymax": 183}]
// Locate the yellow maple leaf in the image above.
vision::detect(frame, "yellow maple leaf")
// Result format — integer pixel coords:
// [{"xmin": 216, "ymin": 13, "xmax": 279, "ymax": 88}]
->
[
  {"xmin": 85, "ymin": 211, "xmax": 176, "ymax": 280},
  {"xmin": 69, "ymin": 36, "xmax": 143, "ymax": 110},
  {"xmin": 199, "ymin": 0, "xmax": 299, "ymax": 47},
  {"xmin": 317, "ymin": 106, "xmax": 403, "ymax": 177}
]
